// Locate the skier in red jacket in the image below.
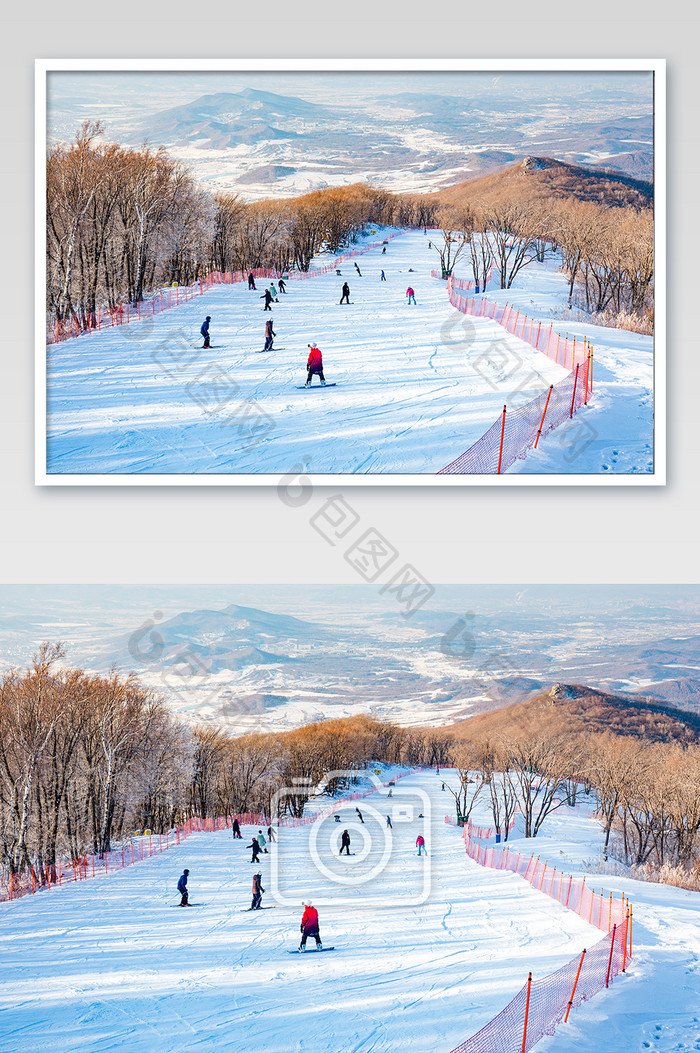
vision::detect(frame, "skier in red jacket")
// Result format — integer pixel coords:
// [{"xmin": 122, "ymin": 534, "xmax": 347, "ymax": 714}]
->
[
  {"xmin": 299, "ymin": 901, "xmax": 322, "ymax": 951},
  {"xmin": 305, "ymin": 342, "xmax": 326, "ymax": 387}
]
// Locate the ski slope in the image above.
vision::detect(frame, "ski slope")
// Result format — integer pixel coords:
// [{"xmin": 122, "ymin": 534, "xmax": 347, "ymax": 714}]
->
[
  {"xmin": 1, "ymin": 769, "xmax": 696, "ymax": 1052},
  {"xmin": 44, "ymin": 229, "xmax": 654, "ymax": 477}
]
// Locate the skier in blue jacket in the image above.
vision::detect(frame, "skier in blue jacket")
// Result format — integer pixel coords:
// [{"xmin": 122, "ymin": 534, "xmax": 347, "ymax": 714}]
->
[
  {"xmin": 177, "ymin": 869, "xmax": 190, "ymax": 906},
  {"xmin": 200, "ymin": 317, "xmax": 211, "ymax": 348}
]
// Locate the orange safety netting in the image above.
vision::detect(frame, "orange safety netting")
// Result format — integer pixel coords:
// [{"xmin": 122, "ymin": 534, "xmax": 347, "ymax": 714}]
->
[
  {"xmin": 445, "ymin": 826, "xmax": 631, "ymax": 1053},
  {"xmin": 437, "ymin": 276, "xmax": 594, "ymax": 475},
  {"xmin": 48, "ymin": 230, "xmax": 409, "ymax": 345}
]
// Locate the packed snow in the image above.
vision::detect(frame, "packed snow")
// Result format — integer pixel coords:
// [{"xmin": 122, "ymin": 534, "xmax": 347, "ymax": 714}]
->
[
  {"xmin": 1, "ymin": 768, "xmax": 697, "ymax": 1052},
  {"xmin": 44, "ymin": 228, "xmax": 654, "ymax": 478}
]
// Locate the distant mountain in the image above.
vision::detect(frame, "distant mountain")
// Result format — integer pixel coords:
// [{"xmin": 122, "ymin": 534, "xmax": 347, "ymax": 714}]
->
[
  {"xmin": 432, "ymin": 156, "xmax": 653, "ymax": 211},
  {"xmin": 115, "ymin": 89, "xmax": 338, "ymax": 150},
  {"xmin": 108, "ymin": 603, "xmax": 323, "ymax": 674},
  {"xmin": 448, "ymin": 684, "xmax": 700, "ymax": 746}
]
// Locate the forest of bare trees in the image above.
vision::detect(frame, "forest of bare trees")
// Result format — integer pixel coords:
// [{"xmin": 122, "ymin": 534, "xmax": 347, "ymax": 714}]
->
[{"xmin": 1, "ymin": 647, "xmax": 695, "ymax": 890}]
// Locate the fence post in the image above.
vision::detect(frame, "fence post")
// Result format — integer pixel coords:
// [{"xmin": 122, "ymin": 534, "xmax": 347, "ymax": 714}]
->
[
  {"xmin": 605, "ymin": 924, "xmax": 617, "ymax": 987},
  {"xmin": 538, "ymin": 862, "xmax": 548, "ymax": 890},
  {"xmin": 521, "ymin": 973, "xmax": 532, "ymax": 1053},
  {"xmin": 564, "ymin": 949, "xmax": 586, "ymax": 1022},
  {"xmin": 497, "ymin": 406, "xmax": 507, "ymax": 474},
  {"xmin": 565, "ymin": 874, "xmax": 573, "ymax": 907},
  {"xmin": 629, "ymin": 903, "xmax": 633, "ymax": 958},
  {"xmin": 534, "ymin": 386, "xmax": 553, "ymax": 448},
  {"xmin": 623, "ymin": 908, "xmax": 629, "ymax": 972},
  {"xmin": 569, "ymin": 363, "xmax": 580, "ymax": 419}
]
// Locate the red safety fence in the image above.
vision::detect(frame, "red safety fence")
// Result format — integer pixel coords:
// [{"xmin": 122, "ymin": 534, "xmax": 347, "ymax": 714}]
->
[
  {"xmin": 437, "ymin": 276, "xmax": 594, "ymax": 475},
  {"xmin": 48, "ymin": 230, "xmax": 408, "ymax": 345},
  {"xmin": 448, "ymin": 924, "xmax": 629, "ymax": 1053},
  {"xmin": 444, "ymin": 814, "xmax": 517, "ymax": 839},
  {"xmin": 444, "ymin": 825, "xmax": 632, "ymax": 1053},
  {"xmin": 0, "ymin": 812, "xmax": 267, "ymax": 905},
  {"xmin": 0, "ymin": 772, "xmax": 422, "ymax": 903}
]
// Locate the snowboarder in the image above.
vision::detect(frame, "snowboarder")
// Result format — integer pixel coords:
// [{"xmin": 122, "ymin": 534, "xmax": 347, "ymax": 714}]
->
[
  {"xmin": 355, "ymin": 807, "xmax": 364, "ymax": 824},
  {"xmin": 278, "ymin": 278, "xmax": 287, "ymax": 294},
  {"xmin": 354, "ymin": 262, "xmax": 362, "ymax": 276},
  {"xmin": 386, "ymin": 815, "xmax": 392, "ymax": 828},
  {"xmin": 306, "ymin": 342, "xmax": 326, "ymax": 387},
  {"xmin": 442, "ymin": 783, "xmax": 445, "ymax": 791},
  {"xmin": 263, "ymin": 319, "xmax": 275, "ymax": 351},
  {"xmin": 340, "ymin": 829, "xmax": 351, "ymax": 856},
  {"xmin": 201, "ymin": 316, "xmax": 211, "ymax": 348},
  {"xmin": 380, "ymin": 270, "xmax": 386, "ymax": 281},
  {"xmin": 269, "ymin": 283, "xmax": 279, "ymax": 300},
  {"xmin": 382, "ymin": 245, "xmax": 386, "ymax": 254},
  {"xmin": 248, "ymin": 272, "xmax": 256, "ymax": 290},
  {"xmin": 177, "ymin": 868, "xmax": 189, "ymax": 906},
  {"xmin": 416, "ymin": 835, "xmax": 427, "ymax": 856},
  {"xmin": 261, "ymin": 289, "xmax": 274, "ymax": 311},
  {"xmin": 339, "ymin": 282, "xmax": 350, "ymax": 305},
  {"xmin": 246, "ymin": 837, "xmax": 261, "ymax": 863},
  {"xmin": 388, "ymin": 788, "xmax": 393, "ymax": 798},
  {"xmin": 232, "ymin": 817, "xmax": 242, "ymax": 839},
  {"xmin": 257, "ymin": 829, "xmax": 268, "ymax": 853},
  {"xmin": 406, "ymin": 287, "xmax": 416, "ymax": 305},
  {"xmin": 334, "ymin": 815, "xmax": 341, "ymax": 823},
  {"xmin": 299, "ymin": 902, "xmax": 322, "ymax": 951},
  {"xmin": 267, "ymin": 825, "xmax": 276, "ymax": 843},
  {"xmin": 336, "ymin": 269, "xmax": 342, "ymax": 276},
  {"xmin": 251, "ymin": 872, "xmax": 264, "ymax": 910}
]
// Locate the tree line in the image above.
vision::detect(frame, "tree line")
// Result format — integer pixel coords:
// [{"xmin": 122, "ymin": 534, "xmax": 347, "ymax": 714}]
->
[
  {"xmin": 0, "ymin": 648, "xmax": 449, "ymax": 882},
  {"xmin": 47, "ymin": 123, "xmax": 653, "ymax": 339}
]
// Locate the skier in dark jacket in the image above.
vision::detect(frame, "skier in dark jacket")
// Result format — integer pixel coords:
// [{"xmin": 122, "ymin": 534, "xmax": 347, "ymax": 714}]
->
[
  {"xmin": 340, "ymin": 829, "xmax": 351, "ymax": 856},
  {"xmin": 355, "ymin": 807, "xmax": 364, "ymax": 824},
  {"xmin": 177, "ymin": 869, "xmax": 189, "ymax": 906},
  {"xmin": 251, "ymin": 872, "xmax": 264, "ymax": 910},
  {"xmin": 306, "ymin": 342, "xmax": 326, "ymax": 387},
  {"xmin": 339, "ymin": 282, "xmax": 350, "ymax": 305},
  {"xmin": 354, "ymin": 262, "xmax": 362, "ymax": 276},
  {"xmin": 278, "ymin": 278, "xmax": 287, "ymax": 293},
  {"xmin": 299, "ymin": 902, "xmax": 322, "ymax": 951},
  {"xmin": 267, "ymin": 825, "xmax": 276, "ymax": 843},
  {"xmin": 263, "ymin": 319, "xmax": 275, "ymax": 351},
  {"xmin": 380, "ymin": 270, "xmax": 386, "ymax": 281},
  {"xmin": 200, "ymin": 316, "xmax": 211, "ymax": 348},
  {"xmin": 261, "ymin": 289, "xmax": 274, "ymax": 311},
  {"xmin": 248, "ymin": 272, "xmax": 256, "ymax": 290},
  {"xmin": 246, "ymin": 837, "xmax": 261, "ymax": 863},
  {"xmin": 232, "ymin": 818, "xmax": 242, "ymax": 839}
]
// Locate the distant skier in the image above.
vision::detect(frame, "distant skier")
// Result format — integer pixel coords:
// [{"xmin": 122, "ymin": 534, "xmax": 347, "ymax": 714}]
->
[
  {"xmin": 267, "ymin": 825, "xmax": 276, "ymax": 843},
  {"xmin": 248, "ymin": 272, "xmax": 256, "ymax": 290},
  {"xmin": 306, "ymin": 342, "xmax": 326, "ymax": 387},
  {"xmin": 355, "ymin": 807, "xmax": 364, "ymax": 825},
  {"xmin": 334, "ymin": 814, "xmax": 341, "ymax": 823},
  {"xmin": 278, "ymin": 278, "xmax": 287, "ymax": 294},
  {"xmin": 406, "ymin": 287, "xmax": 416, "ymax": 305},
  {"xmin": 380, "ymin": 270, "xmax": 386, "ymax": 281},
  {"xmin": 386, "ymin": 815, "xmax": 392, "ymax": 828},
  {"xmin": 336, "ymin": 269, "xmax": 342, "ymax": 276},
  {"xmin": 200, "ymin": 316, "xmax": 211, "ymax": 348},
  {"xmin": 232, "ymin": 817, "xmax": 242, "ymax": 839},
  {"xmin": 177, "ymin": 868, "xmax": 190, "ymax": 906},
  {"xmin": 299, "ymin": 902, "xmax": 322, "ymax": 951},
  {"xmin": 388, "ymin": 788, "xmax": 393, "ymax": 798},
  {"xmin": 382, "ymin": 246, "xmax": 386, "ymax": 254},
  {"xmin": 261, "ymin": 289, "xmax": 274, "ymax": 311},
  {"xmin": 263, "ymin": 319, "xmax": 276, "ymax": 351},
  {"xmin": 428, "ymin": 241, "xmax": 432, "ymax": 249},
  {"xmin": 416, "ymin": 835, "xmax": 427, "ymax": 856},
  {"xmin": 247, "ymin": 837, "xmax": 261, "ymax": 863},
  {"xmin": 441, "ymin": 783, "xmax": 445, "ymax": 792},
  {"xmin": 269, "ymin": 283, "xmax": 279, "ymax": 300},
  {"xmin": 354, "ymin": 262, "xmax": 362, "ymax": 276},
  {"xmin": 251, "ymin": 871, "xmax": 264, "ymax": 910},
  {"xmin": 257, "ymin": 829, "xmax": 268, "ymax": 853},
  {"xmin": 340, "ymin": 829, "xmax": 351, "ymax": 856},
  {"xmin": 339, "ymin": 282, "xmax": 350, "ymax": 305}
]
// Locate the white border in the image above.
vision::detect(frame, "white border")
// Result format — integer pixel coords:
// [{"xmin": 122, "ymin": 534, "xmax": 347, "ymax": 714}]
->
[{"xmin": 36, "ymin": 58, "xmax": 666, "ymax": 487}]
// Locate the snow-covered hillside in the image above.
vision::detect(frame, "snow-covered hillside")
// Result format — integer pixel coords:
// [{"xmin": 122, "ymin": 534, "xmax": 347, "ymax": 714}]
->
[
  {"xmin": 1, "ymin": 769, "xmax": 696, "ymax": 1052},
  {"xmin": 44, "ymin": 229, "xmax": 654, "ymax": 478}
]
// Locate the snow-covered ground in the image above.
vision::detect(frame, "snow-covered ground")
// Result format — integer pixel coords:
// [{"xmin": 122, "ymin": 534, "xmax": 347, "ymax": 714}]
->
[
  {"xmin": 44, "ymin": 228, "xmax": 654, "ymax": 477},
  {"xmin": 1, "ymin": 769, "xmax": 696, "ymax": 1052}
]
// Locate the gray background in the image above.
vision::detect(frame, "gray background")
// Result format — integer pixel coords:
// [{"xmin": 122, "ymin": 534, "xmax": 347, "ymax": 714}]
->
[{"xmin": 2, "ymin": 3, "xmax": 696, "ymax": 586}]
